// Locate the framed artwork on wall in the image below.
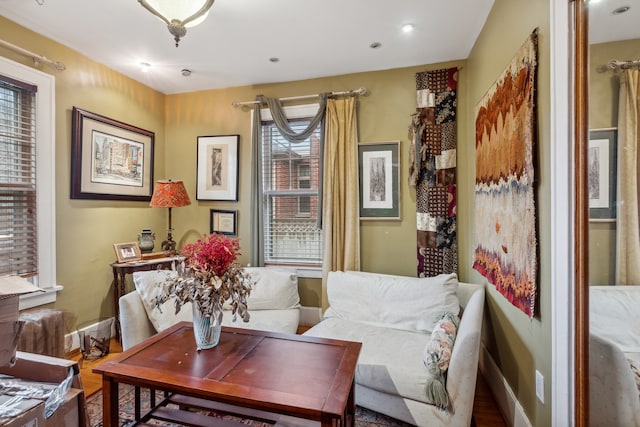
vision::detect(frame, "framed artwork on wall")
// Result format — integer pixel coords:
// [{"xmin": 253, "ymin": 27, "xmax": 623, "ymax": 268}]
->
[
  {"xmin": 196, "ymin": 135, "xmax": 239, "ymax": 201},
  {"xmin": 357, "ymin": 141, "xmax": 400, "ymax": 220},
  {"xmin": 588, "ymin": 128, "xmax": 617, "ymax": 220},
  {"xmin": 70, "ymin": 107, "xmax": 155, "ymax": 201},
  {"xmin": 210, "ymin": 209, "xmax": 237, "ymax": 236}
]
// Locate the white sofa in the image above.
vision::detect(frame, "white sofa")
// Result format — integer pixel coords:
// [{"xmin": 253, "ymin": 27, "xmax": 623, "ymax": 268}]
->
[
  {"xmin": 589, "ymin": 285, "xmax": 640, "ymax": 427},
  {"xmin": 303, "ymin": 271, "xmax": 485, "ymax": 427},
  {"xmin": 119, "ymin": 267, "xmax": 301, "ymax": 350}
]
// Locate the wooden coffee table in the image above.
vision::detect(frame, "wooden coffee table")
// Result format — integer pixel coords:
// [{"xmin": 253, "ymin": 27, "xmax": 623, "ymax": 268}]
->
[{"xmin": 93, "ymin": 322, "xmax": 361, "ymax": 426}]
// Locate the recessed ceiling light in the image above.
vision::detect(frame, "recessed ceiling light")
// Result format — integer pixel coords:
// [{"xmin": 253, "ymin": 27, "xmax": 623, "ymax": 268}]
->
[
  {"xmin": 401, "ymin": 23, "xmax": 415, "ymax": 33},
  {"xmin": 612, "ymin": 5, "xmax": 630, "ymax": 14},
  {"xmin": 269, "ymin": 57, "xmax": 279, "ymax": 63},
  {"xmin": 140, "ymin": 62, "xmax": 151, "ymax": 73},
  {"xmin": 370, "ymin": 42, "xmax": 382, "ymax": 49},
  {"xmin": 181, "ymin": 68, "xmax": 192, "ymax": 77}
]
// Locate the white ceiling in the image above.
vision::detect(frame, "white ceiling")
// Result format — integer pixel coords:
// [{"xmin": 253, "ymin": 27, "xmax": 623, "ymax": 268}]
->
[
  {"xmin": 2, "ymin": 1, "xmax": 637, "ymax": 95},
  {"xmin": 589, "ymin": 0, "xmax": 640, "ymax": 45},
  {"xmin": 0, "ymin": 0, "xmax": 496, "ymax": 94}
]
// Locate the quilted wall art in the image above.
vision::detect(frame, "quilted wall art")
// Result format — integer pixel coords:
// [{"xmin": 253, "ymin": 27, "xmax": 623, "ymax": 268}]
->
[
  {"xmin": 409, "ymin": 67, "xmax": 458, "ymax": 278},
  {"xmin": 473, "ymin": 29, "xmax": 539, "ymax": 317}
]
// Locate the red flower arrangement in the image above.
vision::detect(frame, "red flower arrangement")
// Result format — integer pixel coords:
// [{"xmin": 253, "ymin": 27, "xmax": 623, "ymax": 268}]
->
[{"xmin": 153, "ymin": 233, "xmax": 253, "ymax": 323}]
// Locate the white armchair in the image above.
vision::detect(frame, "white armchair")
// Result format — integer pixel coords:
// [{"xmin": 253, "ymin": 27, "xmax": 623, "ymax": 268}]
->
[{"xmin": 119, "ymin": 266, "xmax": 301, "ymax": 350}]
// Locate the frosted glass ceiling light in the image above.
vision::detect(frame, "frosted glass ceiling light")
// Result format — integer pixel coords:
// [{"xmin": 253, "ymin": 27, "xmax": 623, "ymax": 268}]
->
[{"xmin": 138, "ymin": 0, "xmax": 215, "ymax": 47}]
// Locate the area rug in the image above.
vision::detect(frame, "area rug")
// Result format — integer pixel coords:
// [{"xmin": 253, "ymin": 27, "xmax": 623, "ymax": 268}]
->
[{"xmin": 86, "ymin": 385, "xmax": 413, "ymax": 427}]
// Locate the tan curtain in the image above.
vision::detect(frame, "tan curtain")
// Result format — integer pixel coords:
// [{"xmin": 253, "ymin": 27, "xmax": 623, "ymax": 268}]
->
[
  {"xmin": 616, "ymin": 69, "xmax": 640, "ymax": 284},
  {"xmin": 321, "ymin": 97, "xmax": 360, "ymax": 309}
]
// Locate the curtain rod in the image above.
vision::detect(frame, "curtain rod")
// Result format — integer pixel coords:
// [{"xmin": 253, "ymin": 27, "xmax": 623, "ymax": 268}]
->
[
  {"xmin": 0, "ymin": 39, "xmax": 66, "ymax": 71},
  {"xmin": 232, "ymin": 87, "xmax": 367, "ymax": 109},
  {"xmin": 602, "ymin": 59, "xmax": 640, "ymax": 71}
]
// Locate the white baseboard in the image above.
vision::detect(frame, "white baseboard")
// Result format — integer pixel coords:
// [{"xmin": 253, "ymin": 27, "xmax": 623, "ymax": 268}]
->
[
  {"xmin": 65, "ymin": 317, "xmax": 116, "ymax": 353},
  {"xmin": 299, "ymin": 306, "xmax": 322, "ymax": 326},
  {"xmin": 479, "ymin": 344, "xmax": 532, "ymax": 427}
]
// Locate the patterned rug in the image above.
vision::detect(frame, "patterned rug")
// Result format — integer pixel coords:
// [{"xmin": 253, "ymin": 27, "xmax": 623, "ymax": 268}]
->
[{"xmin": 86, "ymin": 384, "xmax": 413, "ymax": 427}]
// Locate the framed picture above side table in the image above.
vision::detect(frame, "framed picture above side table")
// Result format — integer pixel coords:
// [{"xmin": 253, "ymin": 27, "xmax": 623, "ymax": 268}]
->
[
  {"xmin": 71, "ymin": 107, "xmax": 154, "ymax": 201},
  {"xmin": 210, "ymin": 209, "xmax": 237, "ymax": 236},
  {"xmin": 358, "ymin": 141, "xmax": 400, "ymax": 220},
  {"xmin": 197, "ymin": 135, "xmax": 239, "ymax": 201}
]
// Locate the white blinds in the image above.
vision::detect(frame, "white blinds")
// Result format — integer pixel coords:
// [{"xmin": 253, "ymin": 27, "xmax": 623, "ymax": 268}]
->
[
  {"xmin": 261, "ymin": 119, "xmax": 322, "ymax": 264},
  {"xmin": 0, "ymin": 76, "xmax": 37, "ymax": 277}
]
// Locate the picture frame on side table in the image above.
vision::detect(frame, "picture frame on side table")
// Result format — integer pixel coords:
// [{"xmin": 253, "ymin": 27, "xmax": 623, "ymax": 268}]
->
[
  {"xmin": 197, "ymin": 135, "xmax": 239, "ymax": 201},
  {"xmin": 588, "ymin": 128, "xmax": 617, "ymax": 220},
  {"xmin": 210, "ymin": 209, "xmax": 237, "ymax": 236},
  {"xmin": 71, "ymin": 107, "xmax": 155, "ymax": 201},
  {"xmin": 358, "ymin": 141, "xmax": 400, "ymax": 220},
  {"xmin": 113, "ymin": 242, "xmax": 142, "ymax": 263}
]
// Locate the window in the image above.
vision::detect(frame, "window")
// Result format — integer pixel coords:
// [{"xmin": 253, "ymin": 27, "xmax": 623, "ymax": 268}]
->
[
  {"xmin": 0, "ymin": 57, "xmax": 57, "ymax": 308},
  {"xmin": 260, "ymin": 105, "xmax": 322, "ymax": 267}
]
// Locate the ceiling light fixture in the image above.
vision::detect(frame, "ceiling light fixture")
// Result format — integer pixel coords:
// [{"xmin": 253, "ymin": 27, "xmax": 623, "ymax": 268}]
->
[
  {"xmin": 138, "ymin": 0, "xmax": 215, "ymax": 47},
  {"xmin": 401, "ymin": 23, "xmax": 415, "ymax": 33},
  {"xmin": 140, "ymin": 62, "xmax": 151, "ymax": 72}
]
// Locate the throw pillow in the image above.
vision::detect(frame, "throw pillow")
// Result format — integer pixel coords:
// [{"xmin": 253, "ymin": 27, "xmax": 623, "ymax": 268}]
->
[
  {"xmin": 423, "ymin": 311, "xmax": 459, "ymax": 411},
  {"xmin": 324, "ymin": 271, "xmax": 459, "ymax": 333},
  {"xmin": 133, "ymin": 270, "xmax": 192, "ymax": 332},
  {"xmin": 244, "ymin": 267, "xmax": 300, "ymax": 310}
]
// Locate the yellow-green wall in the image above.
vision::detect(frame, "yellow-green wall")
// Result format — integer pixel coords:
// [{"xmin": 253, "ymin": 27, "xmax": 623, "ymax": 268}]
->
[
  {"xmin": 1, "ymin": 16, "xmax": 167, "ymax": 327},
  {"xmin": 163, "ymin": 63, "xmax": 466, "ymax": 306},
  {"xmin": 588, "ymin": 39, "xmax": 640, "ymax": 285},
  {"xmin": 2, "ymin": 2, "xmax": 559, "ymax": 424},
  {"xmin": 460, "ymin": 0, "xmax": 552, "ymax": 425}
]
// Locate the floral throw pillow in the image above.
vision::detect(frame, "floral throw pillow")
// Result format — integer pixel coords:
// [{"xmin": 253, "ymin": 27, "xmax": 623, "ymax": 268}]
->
[{"xmin": 423, "ymin": 311, "xmax": 459, "ymax": 411}]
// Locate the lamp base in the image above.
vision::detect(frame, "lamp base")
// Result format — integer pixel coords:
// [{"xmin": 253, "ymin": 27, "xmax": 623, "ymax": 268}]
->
[{"xmin": 160, "ymin": 238, "xmax": 176, "ymax": 253}]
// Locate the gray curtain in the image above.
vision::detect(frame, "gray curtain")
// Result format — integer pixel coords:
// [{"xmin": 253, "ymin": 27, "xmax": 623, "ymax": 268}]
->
[{"xmin": 250, "ymin": 94, "xmax": 328, "ymax": 266}]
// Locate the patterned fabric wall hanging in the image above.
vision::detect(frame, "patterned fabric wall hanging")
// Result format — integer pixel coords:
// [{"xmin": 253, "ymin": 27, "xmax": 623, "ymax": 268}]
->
[
  {"xmin": 409, "ymin": 67, "xmax": 458, "ymax": 277},
  {"xmin": 473, "ymin": 29, "xmax": 539, "ymax": 317}
]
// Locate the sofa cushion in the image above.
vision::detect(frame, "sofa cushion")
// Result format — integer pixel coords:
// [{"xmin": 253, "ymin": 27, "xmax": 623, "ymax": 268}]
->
[
  {"xmin": 590, "ymin": 286, "xmax": 640, "ymax": 352},
  {"xmin": 423, "ymin": 311, "xmax": 459, "ymax": 410},
  {"xmin": 242, "ymin": 267, "xmax": 300, "ymax": 310},
  {"xmin": 324, "ymin": 271, "xmax": 459, "ymax": 333},
  {"xmin": 304, "ymin": 317, "xmax": 436, "ymax": 404},
  {"xmin": 133, "ymin": 270, "xmax": 192, "ymax": 332}
]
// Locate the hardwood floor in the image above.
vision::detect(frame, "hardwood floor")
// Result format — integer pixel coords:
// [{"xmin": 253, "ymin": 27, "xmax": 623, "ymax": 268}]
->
[{"xmin": 72, "ymin": 339, "xmax": 507, "ymax": 426}]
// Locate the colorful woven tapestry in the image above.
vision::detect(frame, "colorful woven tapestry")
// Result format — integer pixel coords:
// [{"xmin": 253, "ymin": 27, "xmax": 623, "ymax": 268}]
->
[
  {"xmin": 473, "ymin": 30, "xmax": 539, "ymax": 317},
  {"xmin": 409, "ymin": 67, "xmax": 458, "ymax": 277}
]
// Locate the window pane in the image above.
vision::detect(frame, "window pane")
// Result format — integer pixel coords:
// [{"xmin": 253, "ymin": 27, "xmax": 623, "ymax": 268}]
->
[
  {"xmin": 262, "ymin": 119, "xmax": 322, "ymax": 265},
  {"xmin": 0, "ymin": 77, "xmax": 37, "ymax": 277}
]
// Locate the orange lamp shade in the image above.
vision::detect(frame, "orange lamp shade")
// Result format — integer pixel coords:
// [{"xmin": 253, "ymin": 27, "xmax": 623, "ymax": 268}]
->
[{"xmin": 149, "ymin": 180, "xmax": 191, "ymax": 208}]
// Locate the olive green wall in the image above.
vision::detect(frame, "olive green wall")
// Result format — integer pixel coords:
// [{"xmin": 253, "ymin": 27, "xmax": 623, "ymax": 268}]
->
[
  {"xmin": 2, "ymin": 4, "xmax": 560, "ymax": 424},
  {"xmin": 588, "ymin": 39, "xmax": 640, "ymax": 285},
  {"xmin": 163, "ymin": 62, "xmax": 466, "ymax": 307},
  {"xmin": 0, "ymin": 16, "xmax": 167, "ymax": 327},
  {"xmin": 460, "ymin": 0, "xmax": 552, "ymax": 425}
]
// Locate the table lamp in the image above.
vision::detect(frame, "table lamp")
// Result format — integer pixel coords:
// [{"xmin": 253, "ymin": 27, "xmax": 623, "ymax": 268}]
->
[{"xmin": 149, "ymin": 179, "xmax": 191, "ymax": 252}]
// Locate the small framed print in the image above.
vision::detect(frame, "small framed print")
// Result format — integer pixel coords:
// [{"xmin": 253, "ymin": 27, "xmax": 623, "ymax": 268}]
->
[
  {"xmin": 588, "ymin": 128, "xmax": 617, "ymax": 220},
  {"xmin": 358, "ymin": 141, "xmax": 400, "ymax": 220},
  {"xmin": 210, "ymin": 209, "xmax": 237, "ymax": 236},
  {"xmin": 113, "ymin": 242, "xmax": 142, "ymax": 263},
  {"xmin": 197, "ymin": 135, "xmax": 239, "ymax": 201}
]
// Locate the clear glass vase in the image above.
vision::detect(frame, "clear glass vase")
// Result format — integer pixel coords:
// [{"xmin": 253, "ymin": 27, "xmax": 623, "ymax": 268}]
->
[{"xmin": 192, "ymin": 299, "xmax": 223, "ymax": 350}]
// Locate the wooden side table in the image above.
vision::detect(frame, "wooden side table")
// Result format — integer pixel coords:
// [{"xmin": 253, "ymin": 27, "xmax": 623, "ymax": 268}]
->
[{"xmin": 110, "ymin": 256, "xmax": 183, "ymax": 341}]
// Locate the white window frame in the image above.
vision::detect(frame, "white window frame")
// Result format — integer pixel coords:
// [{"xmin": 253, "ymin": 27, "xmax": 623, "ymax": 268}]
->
[
  {"xmin": 0, "ymin": 56, "xmax": 59, "ymax": 308},
  {"xmin": 260, "ymin": 103, "xmax": 323, "ymax": 278}
]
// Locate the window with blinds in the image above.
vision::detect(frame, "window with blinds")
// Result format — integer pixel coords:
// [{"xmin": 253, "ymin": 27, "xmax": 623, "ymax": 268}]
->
[
  {"xmin": 0, "ymin": 76, "xmax": 37, "ymax": 277},
  {"xmin": 261, "ymin": 119, "xmax": 322, "ymax": 265}
]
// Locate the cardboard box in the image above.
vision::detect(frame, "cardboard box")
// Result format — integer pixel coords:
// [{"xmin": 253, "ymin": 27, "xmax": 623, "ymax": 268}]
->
[
  {"xmin": 0, "ymin": 276, "xmax": 43, "ymax": 367},
  {"xmin": 0, "ymin": 352, "xmax": 87, "ymax": 427}
]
